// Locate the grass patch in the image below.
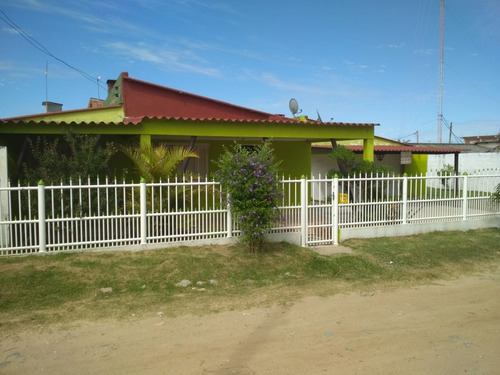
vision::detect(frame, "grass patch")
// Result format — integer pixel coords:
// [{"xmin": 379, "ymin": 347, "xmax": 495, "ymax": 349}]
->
[{"xmin": 0, "ymin": 228, "xmax": 498, "ymax": 333}]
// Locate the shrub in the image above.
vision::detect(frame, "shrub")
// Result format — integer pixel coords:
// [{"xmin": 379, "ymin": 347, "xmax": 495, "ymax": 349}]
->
[
  {"xmin": 215, "ymin": 140, "xmax": 282, "ymax": 252},
  {"xmin": 327, "ymin": 145, "xmax": 392, "ymax": 177},
  {"xmin": 437, "ymin": 164, "xmax": 456, "ymax": 188},
  {"xmin": 119, "ymin": 144, "xmax": 198, "ymax": 182},
  {"xmin": 22, "ymin": 131, "xmax": 116, "ymax": 185}
]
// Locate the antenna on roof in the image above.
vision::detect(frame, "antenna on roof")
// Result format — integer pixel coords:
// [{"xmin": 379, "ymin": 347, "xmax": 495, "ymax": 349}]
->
[
  {"xmin": 316, "ymin": 109, "xmax": 323, "ymax": 123},
  {"xmin": 97, "ymin": 76, "xmax": 101, "ymax": 100},
  {"xmin": 289, "ymin": 98, "xmax": 301, "ymax": 117},
  {"xmin": 44, "ymin": 61, "xmax": 48, "ymax": 112}
]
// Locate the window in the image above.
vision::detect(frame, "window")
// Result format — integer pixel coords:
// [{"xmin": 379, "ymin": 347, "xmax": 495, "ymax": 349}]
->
[{"xmin": 160, "ymin": 143, "xmax": 208, "ymax": 177}]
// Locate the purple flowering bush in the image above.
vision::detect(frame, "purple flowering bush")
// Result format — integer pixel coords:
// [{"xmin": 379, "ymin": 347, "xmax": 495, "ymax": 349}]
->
[{"xmin": 216, "ymin": 140, "xmax": 282, "ymax": 252}]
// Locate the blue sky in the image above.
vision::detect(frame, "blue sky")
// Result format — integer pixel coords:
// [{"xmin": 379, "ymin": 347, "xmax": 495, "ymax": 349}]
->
[{"xmin": 1, "ymin": 0, "xmax": 499, "ymax": 143}]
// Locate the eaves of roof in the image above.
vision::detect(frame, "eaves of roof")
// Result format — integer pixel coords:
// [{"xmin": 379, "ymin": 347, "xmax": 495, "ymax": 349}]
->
[
  {"xmin": 1, "ymin": 115, "xmax": 379, "ymax": 128},
  {"xmin": 313, "ymin": 144, "xmax": 466, "ymax": 154},
  {"xmin": 123, "ymin": 115, "xmax": 379, "ymax": 126},
  {"xmin": 0, "ymin": 105, "xmax": 124, "ymax": 125},
  {"xmin": 0, "ymin": 120, "xmax": 130, "ymax": 127}
]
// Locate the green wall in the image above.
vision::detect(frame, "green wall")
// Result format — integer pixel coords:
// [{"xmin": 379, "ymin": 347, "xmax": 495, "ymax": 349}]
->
[
  {"xmin": 1, "ymin": 111, "xmax": 374, "ymax": 181},
  {"xmin": 406, "ymin": 154, "xmax": 428, "ymax": 175},
  {"xmin": 207, "ymin": 140, "xmax": 311, "ymax": 178}
]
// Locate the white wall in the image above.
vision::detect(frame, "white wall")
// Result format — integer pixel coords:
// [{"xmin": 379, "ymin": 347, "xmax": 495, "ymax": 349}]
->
[
  {"xmin": 311, "ymin": 153, "xmax": 338, "ymax": 177},
  {"xmin": 311, "ymin": 153, "xmax": 403, "ymax": 177},
  {"xmin": 426, "ymin": 152, "xmax": 500, "ymax": 193},
  {"xmin": 428, "ymin": 153, "xmax": 500, "ymax": 174}
]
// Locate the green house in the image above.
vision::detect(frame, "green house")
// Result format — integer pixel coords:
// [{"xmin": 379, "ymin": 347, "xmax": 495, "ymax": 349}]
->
[{"xmin": 0, "ymin": 72, "xmax": 378, "ymax": 180}]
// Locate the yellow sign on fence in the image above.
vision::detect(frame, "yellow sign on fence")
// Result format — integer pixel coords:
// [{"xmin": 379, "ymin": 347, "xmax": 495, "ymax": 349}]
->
[{"xmin": 338, "ymin": 193, "xmax": 348, "ymax": 204}]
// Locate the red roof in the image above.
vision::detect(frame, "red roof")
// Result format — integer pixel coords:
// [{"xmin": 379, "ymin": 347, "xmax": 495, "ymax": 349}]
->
[
  {"xmin": 0, "ymin": 72, "xmax": 379, "ymax": 129},
  {"xmin": 119, "ymin": 73, "xmax": 379, "ymax": 126}
]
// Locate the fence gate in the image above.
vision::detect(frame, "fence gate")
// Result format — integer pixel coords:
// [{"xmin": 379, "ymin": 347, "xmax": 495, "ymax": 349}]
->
[{"xmin": 304, "ymin": 177, "xmax": 339, "ymax": 246}]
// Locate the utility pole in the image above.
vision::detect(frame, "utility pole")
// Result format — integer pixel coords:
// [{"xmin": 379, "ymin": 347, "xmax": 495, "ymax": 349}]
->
[
  {"xmin": 97, "ymin": 76, "xmax": 101, "ymax": 100},
  {"xmin": 437, "ymin": 0, "xmax": 445, "ymax": 143}
]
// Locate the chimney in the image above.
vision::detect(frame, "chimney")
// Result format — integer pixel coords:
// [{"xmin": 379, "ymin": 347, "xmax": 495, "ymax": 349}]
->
[
  {"xmin": 88, "ymin": 98, "xmax": 105, "ymax": 109},
  {"xmin": 107, "ymin": 79, "xmax": 116, "ymax": 94},
  {"xmin": 42, "ymin": 101, "xmax": 63, "ymax": 113}
]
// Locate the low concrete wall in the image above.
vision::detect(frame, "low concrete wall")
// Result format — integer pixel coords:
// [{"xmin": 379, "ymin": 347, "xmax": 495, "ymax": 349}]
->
[
  {"xmin": 340, "ymin": 217, "xmax": 500, "ymax": 242},
  {"xmin": 65, "ymin": 232, "xmax": 303, "ymax": 254}
]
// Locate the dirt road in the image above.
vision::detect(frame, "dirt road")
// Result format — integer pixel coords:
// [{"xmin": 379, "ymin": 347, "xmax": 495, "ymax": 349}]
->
[{"xmin": 2, "ymin": 270, "xmax": 499, "ymax": 375}]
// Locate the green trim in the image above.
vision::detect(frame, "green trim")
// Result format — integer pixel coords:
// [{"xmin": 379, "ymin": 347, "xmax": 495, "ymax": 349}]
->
[
  {"xmin": 1, "ymin": 115, "xmax": 374, "ymax": 142},
  {"xmin": 406, "ymin": 154, "xmax": 428, "ymax": 175},
  {"xmin": 138, "ymin": 119, "xmax": 374, "ymax": 140}
]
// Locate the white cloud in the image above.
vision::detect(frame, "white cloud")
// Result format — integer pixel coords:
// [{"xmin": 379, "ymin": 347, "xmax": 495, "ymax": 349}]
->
[
  {"xmin": 377, "ymin": 42, "xmax": 406, "ymax": 49},
  {"xmin": 1, "ymin": 26, "xmax": 21, "ymax": 35},
  {"xmin": 413, "ymin": 48, "xmax": 434, "ymax": 55},
  {"xmin": 105, "ymin": 41, "xmax": 221, "ymax": 77},
  {"xmin": 259, "ymin": 72, "xmax": 330, "ymax": 96},
  {"xmin": 7, "ymin": 0, "xmax": 145, "ymax": 37},
  {"xmin": 258, "ymin": 72, "xmax": 381, "ymax": 101},
  {"xmin": 372, "ymin": 65, "xmax": 386, "ymax": 73},
  {"xmin": 0, "ymin": 61, "xmax": 14, "ymax": 71},
  {"xmin": 343, "ymin": 60, "xmax": 369, "ymax": 71}
]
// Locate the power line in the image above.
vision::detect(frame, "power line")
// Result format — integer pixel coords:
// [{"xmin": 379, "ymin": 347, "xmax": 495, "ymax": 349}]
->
[
  {"xmin": 0, "ymin": 9, "xmax": 106, "ymax": 91},
  {"xmin": 398, "ymin": 131, "xmax": 419, "ymax": 142},
  {"xmin": 442, "ymin": 117, "xmax": 463, "ymax": 143}
]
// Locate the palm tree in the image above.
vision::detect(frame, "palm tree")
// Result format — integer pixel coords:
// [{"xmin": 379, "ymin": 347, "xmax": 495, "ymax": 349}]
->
[
  {"xmin": 120, "ymin": 144, "xmax": 201, "ymax": 237},
  {"xmin": 492, "ymin": 183, "xmax": 500, "ymax": 205},
  {"xmin": 120, "ymin": 144, "xmax": 198, "ymax": 181}
]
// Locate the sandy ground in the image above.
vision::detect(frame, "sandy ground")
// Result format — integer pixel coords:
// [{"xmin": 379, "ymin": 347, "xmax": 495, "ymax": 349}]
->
[{"xmin": 1, "ymin": 270, "xmax": 500, "ymax": 375}]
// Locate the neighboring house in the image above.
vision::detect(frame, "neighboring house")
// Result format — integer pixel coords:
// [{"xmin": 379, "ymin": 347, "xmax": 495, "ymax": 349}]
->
[
  {"xmin": 0, "ymin": 72, "xmax": 378, "ymax": 181},
  {"xmin": 417, "ymin": 136, "xmax": 500, "ymax": 175},
  {"xmin": 312, "ymin": 136, "xmax": 465, "ymax": 176},
  {"xmin": 463, "ymin": 134, "xmax": 500, "ymax": 152}
]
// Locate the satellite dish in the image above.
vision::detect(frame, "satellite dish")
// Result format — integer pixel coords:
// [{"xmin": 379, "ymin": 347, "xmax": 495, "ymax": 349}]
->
[{"xmin": 289, "ymin": 98, "xmax": 299, "ymax": 116}]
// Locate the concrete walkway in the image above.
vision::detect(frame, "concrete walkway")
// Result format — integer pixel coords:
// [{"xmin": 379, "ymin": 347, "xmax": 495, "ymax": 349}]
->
[{"xmin": 309, "ymin": 244, "xmax": 354, "ymax": 256}]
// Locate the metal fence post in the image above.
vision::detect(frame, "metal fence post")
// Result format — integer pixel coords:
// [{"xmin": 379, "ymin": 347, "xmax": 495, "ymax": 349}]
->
[
  {"xmin": 300, "ymin": 178, "xmax": 307, "ymax": 247},
  {"xmin": 402, "ymin": 174, "xmax": 408, "ymax": 225},
  {"xmin": 332, "ymin": 176, "xmax": 339, "ymax": 245},
  {"xmin": 140, "ymin": 179, "xmax": 147, "ymax": 245},
  {"xmin": 37, "ymin": 181, "xmax": 46, "ymax": 253},
  {"xmin": 462, "ymin": 173, "xmax": 468, "ymax": 220},
  {"xmin": 226, "ymin": 195, "xmax": 232, "ymax": 238}
]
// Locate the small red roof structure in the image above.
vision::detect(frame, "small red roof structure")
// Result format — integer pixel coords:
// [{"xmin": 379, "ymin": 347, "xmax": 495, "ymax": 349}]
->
[{"xmin": 313, "ymin": 143, "xmax": 467, "ymax": 154}]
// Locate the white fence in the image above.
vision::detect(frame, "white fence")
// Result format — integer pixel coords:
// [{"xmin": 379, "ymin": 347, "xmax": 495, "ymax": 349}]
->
[
  {"xmin": 0, "ymin": 173, "xmax": 499, "ymax": 256},
  {"xmin": 428, "ymin": 154, "xmax": 500, "ymax": 182}
]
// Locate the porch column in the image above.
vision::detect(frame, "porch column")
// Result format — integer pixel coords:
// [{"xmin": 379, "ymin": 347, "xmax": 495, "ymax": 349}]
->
[
  {"xmin": 140, "ymin": 134, "xmax": 151, "ymax": 148},
  {"xmin": 362, "ymin": 138, "xmax": 374, "ymax": 162}
]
